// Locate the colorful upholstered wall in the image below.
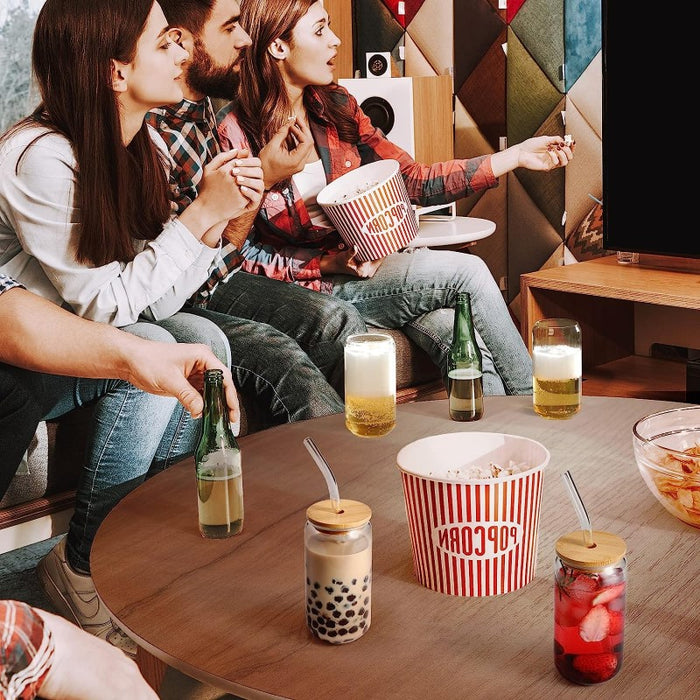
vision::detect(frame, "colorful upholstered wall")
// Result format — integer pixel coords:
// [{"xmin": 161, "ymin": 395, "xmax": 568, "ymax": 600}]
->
[{"xmin": 351, "ymin": 0, "xmax": 603, "ymax": 316}]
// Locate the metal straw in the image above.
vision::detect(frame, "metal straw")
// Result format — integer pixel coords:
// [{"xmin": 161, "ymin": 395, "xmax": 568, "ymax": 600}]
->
[
  {"xmin": 303, "ymin": 437, "xmax": 341, "ymax": 513},
  {"xmin": 561, "ymin": 470, "xmax": 594, "ymax": 547}
]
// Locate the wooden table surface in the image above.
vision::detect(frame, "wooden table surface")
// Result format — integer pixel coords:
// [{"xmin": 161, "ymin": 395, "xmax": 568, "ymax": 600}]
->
[{"xmin": 91, "ymin": 397, "xmax": 699, "ymax": 699}]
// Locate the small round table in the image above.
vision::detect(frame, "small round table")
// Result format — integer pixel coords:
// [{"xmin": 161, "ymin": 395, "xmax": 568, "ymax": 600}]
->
[
  {"xmin": 407, "ymin": 216, "xmax": 495, "ymax": 250},
  {"xmin": 91, "ymin": 396, "xmax": 697, "ymax": 699}
]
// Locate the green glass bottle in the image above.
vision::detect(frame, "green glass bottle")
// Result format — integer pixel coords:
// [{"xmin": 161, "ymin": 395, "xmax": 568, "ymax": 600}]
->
[
  {"xmin": 448, "ymin": 292, "xmax": 484, "ymax": 421},
  {"xmin": 195, "ymin": 369, "xmax": 243, "ymax": 538}
]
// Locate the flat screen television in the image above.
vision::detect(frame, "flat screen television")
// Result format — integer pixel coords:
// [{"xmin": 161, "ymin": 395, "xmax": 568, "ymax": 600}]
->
[{"xmin": 601, "ymin": 1, "xmax": 698, "ymax": 260}]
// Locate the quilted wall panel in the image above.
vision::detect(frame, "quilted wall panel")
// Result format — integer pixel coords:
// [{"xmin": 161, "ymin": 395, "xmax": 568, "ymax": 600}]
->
[{"xmin": 351, "ymin": 0, "xmax": 602, "ymax": 308}]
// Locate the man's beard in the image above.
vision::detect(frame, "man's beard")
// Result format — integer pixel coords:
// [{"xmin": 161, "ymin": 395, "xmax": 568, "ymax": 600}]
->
[{"xmin": 188, "ymin": 39, "xmax": 241, "ymax": 100}]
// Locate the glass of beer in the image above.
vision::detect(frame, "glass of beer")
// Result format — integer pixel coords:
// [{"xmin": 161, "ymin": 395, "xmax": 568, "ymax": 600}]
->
[
  {"xmin": 344, "ymin": 333, "xmax": 396, "ymax": 437},
  {"xmin": 532, "ymin": 318, "xmax": 582, "ymax": 419}
]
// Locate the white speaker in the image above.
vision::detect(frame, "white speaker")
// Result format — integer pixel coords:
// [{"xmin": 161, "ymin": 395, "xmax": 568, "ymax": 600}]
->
[
  {"xmin": 365, "ymin": 52, "xmax": 392, "ymax": 78},
  {"xmin": 338, "ymin": 77, "xmax": 415, "ymax": 156}
]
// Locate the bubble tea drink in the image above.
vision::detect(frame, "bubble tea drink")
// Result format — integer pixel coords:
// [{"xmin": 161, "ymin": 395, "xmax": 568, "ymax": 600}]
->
[
  {"xmin": 305, "ymin": 500, "xmax": 372, "ymax": 644},
  {"xmin": 554, "ymin": 530, "xmax": 627, "ymax": 684},
  {"xmin": 532, "ymin": 318, "xmax": 582, "ymax": 419},
  {"xmin": 344, "ymin": 333, "xmax": 396, "ymax": 437}
]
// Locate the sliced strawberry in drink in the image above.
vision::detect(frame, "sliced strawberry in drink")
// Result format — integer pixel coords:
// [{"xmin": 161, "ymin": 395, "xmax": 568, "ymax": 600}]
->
[
  {"xmin": 579, "ymin": 605, "xmax": 610, "ymax": 642},
  {"xmin": 608, "ymin": 610, "xmax": 624, "ymax": 636},
  {"xmin": 592, "ymin": 583, "xmax": 625, "ymax": 606},
  {"xmin": 572, "ymin": 652, "xmax": 618, "ymax": 682}
]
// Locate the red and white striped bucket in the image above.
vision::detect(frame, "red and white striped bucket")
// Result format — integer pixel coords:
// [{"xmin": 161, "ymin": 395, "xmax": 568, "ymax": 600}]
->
[
  {"xmin": 396, "ymin": 432, "xmax": 549, "ymax": 597},
  {"xmin": 317, "ymin": 160, "xmax": 419, "ymax": 262}
]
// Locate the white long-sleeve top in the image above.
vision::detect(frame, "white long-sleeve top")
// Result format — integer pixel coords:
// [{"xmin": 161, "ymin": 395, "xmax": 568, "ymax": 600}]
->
[{"xmin": 0, "ymin": 125, "xmax": 218, "ymax": 326}]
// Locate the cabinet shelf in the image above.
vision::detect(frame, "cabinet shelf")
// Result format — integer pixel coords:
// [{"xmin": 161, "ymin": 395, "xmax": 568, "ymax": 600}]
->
[{"xmin": 520, "ymin": 256, "xmax": 700, "ymax": 399}]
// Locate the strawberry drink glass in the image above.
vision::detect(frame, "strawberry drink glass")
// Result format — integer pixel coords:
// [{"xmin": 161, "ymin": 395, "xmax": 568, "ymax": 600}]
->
[{"xmin": 554, "ymin": 530, "xmax": 627, "ymax": 684}]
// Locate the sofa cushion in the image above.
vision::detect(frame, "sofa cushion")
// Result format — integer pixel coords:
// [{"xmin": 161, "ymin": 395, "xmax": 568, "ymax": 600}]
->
[
  {"xmin": 370, "ymin": 327, "xmax": 441, "ymax": 389},
  {"xmin": 565, "ymin": 200, "xmax": 610, "ymax": 262}
]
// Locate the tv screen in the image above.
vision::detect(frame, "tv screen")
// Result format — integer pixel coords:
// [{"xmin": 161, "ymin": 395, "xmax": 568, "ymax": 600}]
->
[{"xmin": 601, "ymin": 1, "xmax": 698, "ymax": 259}]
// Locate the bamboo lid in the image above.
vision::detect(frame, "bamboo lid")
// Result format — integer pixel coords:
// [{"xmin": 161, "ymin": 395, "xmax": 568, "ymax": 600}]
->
[
  {"xmin": 555, "ymin": 530, "xmax": 627, "ymax": 569},
  {"xmin": 306, "ymin": 499, "xmax": 372, "ymax": 530}
]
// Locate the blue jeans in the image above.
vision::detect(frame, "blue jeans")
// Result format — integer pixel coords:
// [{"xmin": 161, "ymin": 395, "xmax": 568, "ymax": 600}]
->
[
  {"xmin": 329, "ymin": 248, "xmax": 533, "ymax": 395},
  {"xmin": 183, "ymin": 306, "xmax": 345, "ymax": 426},
  {"xmin": 0, "ymin": 312, "xmax": 229, "ymax": 573},
  {"xmin": 204, "ymin": 272, "xmax": 366, "ymax": 396}
]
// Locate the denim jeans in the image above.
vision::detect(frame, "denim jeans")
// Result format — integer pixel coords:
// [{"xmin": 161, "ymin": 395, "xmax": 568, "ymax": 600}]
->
[
  {"xmin": 329, "ymin": 248, "xmax": 533, "ymax": 395},
  {"xmin": 184, "ymin": 306, "xmax": 345, "ymax": 427},
  {"xmin": 204, "ymin": 272, "xmax": 366, "ymax": 396},
  {"xmin": 0, "ymin": 312, "xmax": 229, "ymax": 573}
]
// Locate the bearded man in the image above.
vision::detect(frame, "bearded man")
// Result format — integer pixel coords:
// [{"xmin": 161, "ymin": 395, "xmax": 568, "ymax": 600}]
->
[{"xmin": 147, "ymin": 0, "xmax": 366, "ymax": 397}]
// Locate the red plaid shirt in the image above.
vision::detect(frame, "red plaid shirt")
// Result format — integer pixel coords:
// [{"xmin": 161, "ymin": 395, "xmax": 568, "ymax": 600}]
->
[
  {"xmin": 214, "ymin": 85, "xmax": 498, "ymax": 293},
  {"xmin": 0, "ymin": 601, "xmax": 53, "ymax": 700}
]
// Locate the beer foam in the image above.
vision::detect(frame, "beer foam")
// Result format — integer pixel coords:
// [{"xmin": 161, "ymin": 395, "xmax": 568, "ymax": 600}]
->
[
  {"xmin": 345, "ymin": 343, "xmax": 396, "ymax": 397},
  {"xmin": 532, "ymin": 344, "xmax": 582, "ymax": 380}
]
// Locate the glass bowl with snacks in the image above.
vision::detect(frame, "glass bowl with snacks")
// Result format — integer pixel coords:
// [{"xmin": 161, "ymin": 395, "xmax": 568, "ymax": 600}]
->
[{"xmin": 633, "ymin": 406, "xmax": 700, "ymax": 528}]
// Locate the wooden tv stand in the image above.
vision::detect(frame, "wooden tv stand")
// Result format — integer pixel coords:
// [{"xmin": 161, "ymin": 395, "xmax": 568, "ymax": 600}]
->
[{"xmin": 520, "ymin": 255, "xmax": 700, "ymax": 400}]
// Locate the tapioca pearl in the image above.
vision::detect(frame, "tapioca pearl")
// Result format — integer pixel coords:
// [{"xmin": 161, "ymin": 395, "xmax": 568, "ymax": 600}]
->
[
  {"xmin": 341, "ymin": 586, "xmax": 349, "ymax": 593},
  {"xmin": 318, "ymin": 626, "xmax": 327, "ymax": 634},
  {"xmin": 334, "ymin": 595, "xmax": 342, "ymax": 602},
  {"xmin": 362, "ymin": 609, "xmax": 369, "ymax": 619},
  {"xmin": 338, "ymin": 628, "xmax": 348, "ymax": 636},
  {"xmin": 314, "ymin": 600, "xmax": 322, "ymax": 609},
  {"xmin": 362, "ymin": 584, "xmax": 368, "ymax": 592},
  {"xmin": 351, "ymin": 578, "xmax": 357, "ymax": 585},
  {"xmin": 347, "ymin": 594, "xmax": 356, "ymax": 602},
  {"xmin": 326, "ymin": 619, "xmax": 336, "ymax": 629},
  {"xmin": 310, "ymin": 589, "xmax": 317, "ymax": 599},
  {"xmin": 332, "ymin": 610, "xmax": 341, "ymax": 618},
  {"xmin": 358, "ymin": 607, "xmax": 365, "ymax": 616},
  {"xmin": 349, "ymin": 625, "xmax": 359, "ymax": 634},
  {"xmin": 313, "ymin": 582, "xmax": 320, "ymax": 589},
  {"xmin": 338, "ymin": 618, "xmax": 349, "ymax": 626},
  {"xmin": 326, "ymin": 602, "xmax": 335, "ymax": 610},
  {"xmin": 327, "ymin": 630, "xmax": 338, "ymax": 638},
  {"xmin": 346, "ymin": 610, "xmax": 355, "ymax": 618},
  {"xmin": 325, "ymin": 586, "xmax": 333, "ymax": 594},
  {"xmin": 359, "ymin": 620, "xmax": 366, "ymax": 628},
  {"xmin": 363, "ymin": 597, "xmax": 370, "ymax": 605}
]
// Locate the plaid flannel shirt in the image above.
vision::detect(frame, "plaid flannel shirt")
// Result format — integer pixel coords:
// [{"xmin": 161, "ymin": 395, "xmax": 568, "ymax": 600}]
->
[
  {"xmin": 146, "ymin": 98, "xmax": 242, "ymax": 305},
  {"xmin": 0, "ymin": 601, "xmax": 53, "ymax": 700},
  {"xmin": 215, "ymin": 85, "xmax": 498, "ymax": 293}
]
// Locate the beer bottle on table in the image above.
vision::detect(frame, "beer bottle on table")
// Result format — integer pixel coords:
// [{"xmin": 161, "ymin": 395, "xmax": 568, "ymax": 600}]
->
[
  {"xmin": 195, "ymin": 369, "xmax": 243, "ymax": 538},
  {"xmin": 448, "ymin": 292, "xmax": 484, "ymax": 421}
]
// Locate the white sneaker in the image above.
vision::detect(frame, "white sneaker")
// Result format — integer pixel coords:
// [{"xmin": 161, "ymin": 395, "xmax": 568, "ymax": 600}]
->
[{"xmin": 37, "ymin": 537, "xmax": 137, "ymax": 658}]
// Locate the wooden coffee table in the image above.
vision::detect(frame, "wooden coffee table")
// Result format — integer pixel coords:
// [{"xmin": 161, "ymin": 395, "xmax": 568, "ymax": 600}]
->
[{"xmin": 91, "ymin": 397, "xmax": 698, "ymax": 699}]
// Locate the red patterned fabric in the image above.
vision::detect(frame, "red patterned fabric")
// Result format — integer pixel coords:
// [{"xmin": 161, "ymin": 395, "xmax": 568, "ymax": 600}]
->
[{"xmin": 0, "ymin": 601, "xmax": 53, "ymax": 700}]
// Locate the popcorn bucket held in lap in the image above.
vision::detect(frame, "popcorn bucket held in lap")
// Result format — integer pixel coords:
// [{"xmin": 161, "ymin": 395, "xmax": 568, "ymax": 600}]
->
[
  {"xmin": 396, "ymin": 432, "xmax": 550, "ymax": 597},
  {"xmin": 317, "ymin": 159, "xmax": 419, "ymax": 262}
]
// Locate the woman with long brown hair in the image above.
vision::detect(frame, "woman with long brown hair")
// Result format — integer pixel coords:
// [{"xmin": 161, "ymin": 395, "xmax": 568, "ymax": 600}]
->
[
  {"xmin": 0, "ymin": 0, "xmax": 262, "ymax": 657},
  {"xmin": 216, "ymin": 0, "xmax": 575, "ymax": 398}
]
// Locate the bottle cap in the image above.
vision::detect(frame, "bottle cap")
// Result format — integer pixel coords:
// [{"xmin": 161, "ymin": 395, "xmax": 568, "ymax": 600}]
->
[
  {"xmin": 555, "ymin": 530, "xmax": 626, "ymax": 569},
  {"xmin": 307, "ymin": 499, "xmax": 372, "ymax": 530}
]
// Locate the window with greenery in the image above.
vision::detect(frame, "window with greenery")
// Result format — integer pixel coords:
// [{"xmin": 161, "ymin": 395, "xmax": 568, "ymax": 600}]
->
[{"xmin": 0, "ymin": 0, "xmax": 43, "ymax": 133}]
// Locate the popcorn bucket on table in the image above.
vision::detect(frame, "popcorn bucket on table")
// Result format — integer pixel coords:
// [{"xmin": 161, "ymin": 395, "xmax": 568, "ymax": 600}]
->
[
  {"xmin": 396, "ymin": 432, "xmax": 550, "ymax": 597},
  {"xmin": 317, "ymin": 160, "xmax": 419, "ymax": 262}
]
